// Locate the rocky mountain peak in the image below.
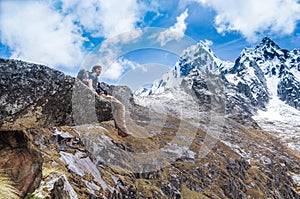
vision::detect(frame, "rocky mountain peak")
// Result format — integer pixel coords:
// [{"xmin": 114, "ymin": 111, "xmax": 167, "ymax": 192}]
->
[
  {"xmin": 135, "ymin": 40, "xmax": 222, "ymax": 96},
  {"xmin": 260, "ymin": 36, "xmax": 279, "ymax": 48},
  {"xmin": 136, "ymin": 36, "xmax": 300, "ymax": 130},
  {"xmin": 239, "ymin": 37, "xmax": 283, "ymax": 63},
  {"xmin": 179, "ymin": 41, "xmax": 221, "ymax": 77},
  {"xmin": 220, "ymin": 36, "xmax": 300, "ymax": 111}
]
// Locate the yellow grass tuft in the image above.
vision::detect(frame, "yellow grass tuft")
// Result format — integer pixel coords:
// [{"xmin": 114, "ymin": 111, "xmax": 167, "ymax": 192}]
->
[{"xmin": 0, "ymin": 170, "xmax": 20, "ymax": 199}]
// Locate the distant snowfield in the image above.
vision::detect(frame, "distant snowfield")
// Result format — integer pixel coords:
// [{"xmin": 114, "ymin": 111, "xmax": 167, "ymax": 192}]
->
[
  {"xmin": 134, "ymin": 86, "xmax": 225, "ymax": 140},
  {"xmin": 253, "ymin": 97, "xmax": 300, "ymax": 154},
  {"xmin": 134, "ymin": 87, "xmax": 203, "ymax": 126}
]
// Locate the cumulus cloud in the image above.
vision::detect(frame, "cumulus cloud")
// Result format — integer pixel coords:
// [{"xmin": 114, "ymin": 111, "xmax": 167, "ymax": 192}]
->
[
  {"xmin": 0, "ymin": 1, "xmax": 85, "ymax": 68},
  {"xmin": 60, "ymin": 0, "xmax": 144, "ymax": 38},
  {"xmin": 140, "ymin": 66, "xmax": 148, "ymax": 72},
  {"xmin": 157, "ymin": 9, "xmax": 189, "ymax": 46},
  {"xmin": 118, "ymin": 58, "xmax": 140, "ymax": 70},
  {"xmin": 102, "ymin": 61, "xmax": 124, "ymax": 80},
  {"xmin": 60, "ymin": 0, "xmax": 103, "ymax": 37},
  {"xmin": 98, "ymin": 0, "xmax": 143, "ymax": 38},
  {"xmin": 82, "ymin": 29, "xmax": 143, "ymax": 72},
  {"xmin": 191, "ymin": 0, "xmax": 300, "ymax": 42},
  {"xmin": 0, "ymin": 0, "xmax": 147, "ymax": 70},
  {"xmin": 102, "ymin": 58, "xmax": 140, "ymax": 80}
]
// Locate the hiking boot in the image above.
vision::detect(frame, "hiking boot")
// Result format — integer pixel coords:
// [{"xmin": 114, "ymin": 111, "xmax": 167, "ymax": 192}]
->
[
  {"xmin": 118, "ymin": 131, "xmax": 130, "ymax": 137},
  {"xmin": 117, "ymin": 127, "xmax": 130, "ymax": 137}
]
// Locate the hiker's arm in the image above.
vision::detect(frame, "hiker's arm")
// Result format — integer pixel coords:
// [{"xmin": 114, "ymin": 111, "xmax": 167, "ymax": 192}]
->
[
  {"xmin": 87, "ymin": 79, "xmax": 99, "ymax": 96},
  {"xmin": 87, "ymin": 79, "xmax": 93, "ymax": 90}
]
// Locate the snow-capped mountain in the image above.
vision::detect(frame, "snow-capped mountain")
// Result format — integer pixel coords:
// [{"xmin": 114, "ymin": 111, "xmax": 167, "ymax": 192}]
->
[
  {"xmin": 223, "ymin": 37, "xmax": 300, "ymax": 110},
  {"xmin": 135, "ymin": 41, "xmax": 222, "ymax": 96},
  {"xmin": 135, "ymin": 36, "xmax": 300, "ymax": 154},
  {"xmin": 136, "ymin": 37, "xmax": 300, "ymax": 112}
]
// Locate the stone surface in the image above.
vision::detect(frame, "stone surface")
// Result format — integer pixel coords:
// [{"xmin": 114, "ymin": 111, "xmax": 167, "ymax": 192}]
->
[
  {"xmin": 26, "ymin": 119, "xmax": 300, "ymax": 198},
  {"xmin": 0, "ymin": 58, "xmax": 112, "ymax": 130},
  {"xmin": 0, "ymin": 130, "xmax": 43, "ymax": 198}
]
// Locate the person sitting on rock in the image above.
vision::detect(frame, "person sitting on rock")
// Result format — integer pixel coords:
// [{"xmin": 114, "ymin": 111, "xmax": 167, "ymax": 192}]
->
[{"xmin": 78, "ymin": 65, "xmax": 130, "ymax": 137}]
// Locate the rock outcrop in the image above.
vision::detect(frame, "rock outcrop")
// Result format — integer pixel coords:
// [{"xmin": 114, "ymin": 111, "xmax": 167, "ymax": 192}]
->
[
  {"xmin": 0, "ymin": 58, "xmax": 113, "ymax": 197},
  {"xmin": 0, "ymin": 58, "xmax": 112, "ymax": 130},
  {"xmin": 0, "ymin": 130, "xmax": 43, "ymax": 198}
]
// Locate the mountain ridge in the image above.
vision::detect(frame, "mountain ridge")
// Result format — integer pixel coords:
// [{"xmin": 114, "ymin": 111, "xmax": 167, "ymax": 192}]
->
[{"xmin": 135, "ymin": 37, "xmax": 300, "ymax": 112}]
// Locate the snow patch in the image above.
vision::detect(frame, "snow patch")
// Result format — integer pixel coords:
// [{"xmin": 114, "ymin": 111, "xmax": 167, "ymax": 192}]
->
[
  {"xmin": 266, "ymin": 76, "xmax": 280, "ymax": 97},
  {"xmin": 291, "ymin": 173, "xmax": 300, "ymax": 187},
  {"xmin": 221, "ymin": 140, "xmax": 250, "ymax": 158},
  {"xmin": 32, "ymin": 172, "xmax": 78, "ymax": 199},
  {"xmin": 54, "ymin": 129, "xmax": 74, "ymax": 138},
  {"xmin": 253, "ymin": 97, "xmax": 300, "ymax": 154},
  {"xmin": 291, "ymin": 67, "xmax": 300, "ymax": 81},
  {"xmin": 82, "ymin": 179, "xmax": 101, "ymax": 196},
  {"xmin": 161, "ymin": 143, "xmax": 195, "ymax": 160}
]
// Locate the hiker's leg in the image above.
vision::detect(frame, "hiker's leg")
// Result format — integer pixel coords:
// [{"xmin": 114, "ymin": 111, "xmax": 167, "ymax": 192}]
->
[{"xmin": 102, "ymin": 95, "xmax": 127, "ymax": 132}]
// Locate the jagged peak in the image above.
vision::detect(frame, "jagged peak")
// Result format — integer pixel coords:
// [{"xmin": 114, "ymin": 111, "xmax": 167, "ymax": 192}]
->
[
  {"xmin": 256, "ymin": 36, "xmax": 281, "ymax": 50},
  {"xmin": 261, "ymin": 36, "xmax": 275, "ymax": 44},
  {"xmin": 236, "ymin": 37, "xmax": 284, "ymax": 63},
  {"xmin": 181, "ymin": 40, "xmax": 216, "ymax": 56},
  {"xmin": 180, "ymin": 40, "xmax": 222, "ymax": 69}
]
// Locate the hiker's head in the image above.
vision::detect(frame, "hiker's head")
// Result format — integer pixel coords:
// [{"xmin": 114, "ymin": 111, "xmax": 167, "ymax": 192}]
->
[{"xmin": 92, "ymin": 65, "xmax": 102, "ymax": 75}]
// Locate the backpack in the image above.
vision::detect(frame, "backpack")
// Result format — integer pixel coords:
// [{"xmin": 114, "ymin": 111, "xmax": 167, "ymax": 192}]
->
[
  {"xmin": 77, "ymin": 69, "xmax": 108, "ymax": 95},
  {"xmin": 77, "ymin": 69, "xmax": 90, "ymax": 83}
]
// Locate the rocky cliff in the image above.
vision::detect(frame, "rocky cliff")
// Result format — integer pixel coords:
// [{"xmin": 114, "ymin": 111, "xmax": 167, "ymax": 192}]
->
[
  {"xmin": 0, "ymin": 58, "xmax": 299, "ymax": 198},
  {"xmin": 0, "ymin": 58, "xmax": 113, "ymax": 131}
]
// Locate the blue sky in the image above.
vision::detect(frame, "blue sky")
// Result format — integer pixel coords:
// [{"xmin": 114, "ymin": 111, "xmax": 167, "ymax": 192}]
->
[{"xmin": 1, "ymin": 0, "xmax": 300, "ymax": 90}]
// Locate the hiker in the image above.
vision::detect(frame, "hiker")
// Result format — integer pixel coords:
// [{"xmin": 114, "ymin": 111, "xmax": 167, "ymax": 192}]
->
[{"xmin": 77, "ymin": 65, "xmax": 130, "ymax": 137}]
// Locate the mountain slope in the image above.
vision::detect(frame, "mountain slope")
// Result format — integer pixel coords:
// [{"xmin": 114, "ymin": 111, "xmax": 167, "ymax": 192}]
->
[
  {"xmin": 134, "ymin": 37, "xmax": 300, "ymax": 162},
  {"xmin": 1, "ymin": 46, "xmax": 300, "ymax": 198}
]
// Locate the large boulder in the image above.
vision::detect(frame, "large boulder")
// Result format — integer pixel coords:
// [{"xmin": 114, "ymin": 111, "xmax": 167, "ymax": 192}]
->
[{"xmin": 0, "ymin": 58, "xmax": 113, "ymax": 130}]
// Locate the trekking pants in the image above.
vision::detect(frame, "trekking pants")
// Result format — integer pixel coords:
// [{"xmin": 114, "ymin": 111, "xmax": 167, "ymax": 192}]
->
[{"xmin": 100, "ymin": 94, "xmax": 128, "ymax": 133}]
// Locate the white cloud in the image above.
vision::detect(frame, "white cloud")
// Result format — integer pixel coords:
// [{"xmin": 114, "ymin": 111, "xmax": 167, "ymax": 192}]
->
[
  {"xmin": 0, "ymin": 1, "xmax": 85, "ymax": 68},
  {"xmin": 83, "ymin": 29, "xmax": 143, "ymax": 71},
  {"xmin": 99, "ymin": 0, "xmax": 143, "ymax": 38},
  {"xmin": 191, "ymin": 0, "xmax": 300, "ymax": 42},
  {"xmin": 60, "ymin": 0, "xmax": 144, "ymax": 38},
  {"xmin": 102, "ymin": 58, "xmax": 139, "ymax": 80},
  {"xmin": 140, "ymin": 66, "xmax": 148, "ymax": 72},
  {"xmin": 103, "ymin": 61, "xmax": 124, "ymax": 80},
  {"xmin": 157, "ymin": 9, "xmax": 189, "ymax": 46},
  {"xmin": 60, "ymin": 0, "xmax": 103, "ymax": 37},
  {"xmin": 119, "ymin": 59, "xmax": 140, "ymax": 70},
  {"xmin": 0, "ymin": 0, "xmax": 148, "ymax": 70}
]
